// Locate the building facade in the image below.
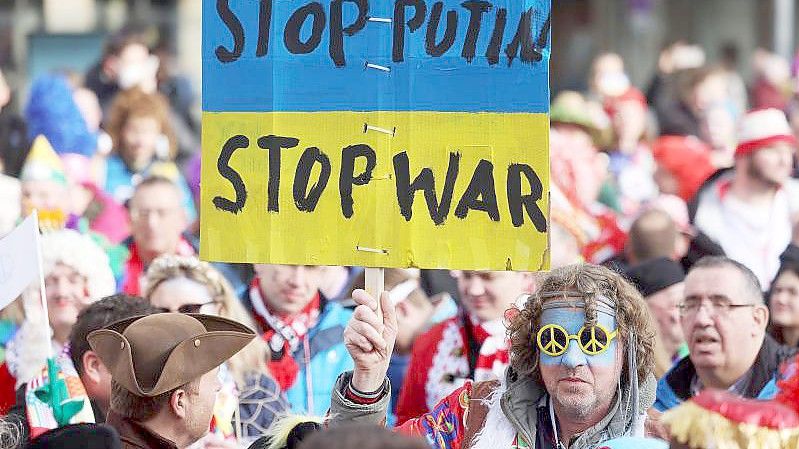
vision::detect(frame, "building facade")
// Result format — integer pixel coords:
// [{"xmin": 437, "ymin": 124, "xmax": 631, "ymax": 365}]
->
[{"xmin": 0, "ymin": 0, "xmax": 797, "ymax": 102}]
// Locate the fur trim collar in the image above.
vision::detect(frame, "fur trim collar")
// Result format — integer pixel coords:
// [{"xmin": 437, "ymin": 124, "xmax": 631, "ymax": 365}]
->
[{"xmin": 471, "ymin": 381, "xmax": 518, "ymax": 449}]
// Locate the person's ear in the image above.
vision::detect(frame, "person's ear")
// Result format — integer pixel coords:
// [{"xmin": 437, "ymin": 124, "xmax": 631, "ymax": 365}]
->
[
  {"xmin": 103, "ymin": 55, "xmax": 120, "ymax": 76},
  {"xmin": 752, "ymin": 304, "xmax": 769, "ymax": 333},
  {"xmin": 395, "ymin": 301, "xmax": 409, "ymax": 318},
  {"xmin": 170, "ymin": 388, "xmax": 188, "ymax": 419},
  {"xmin": 673, "ymin": 234, "xmax": 690, "ymax": 260},
  {"xmin": 625, "ymin": 244, "xmax": 637, "ymax": 266},
  {"xmin": 81, "ymin": 351, "xmax": 104, "ymax": 385}
]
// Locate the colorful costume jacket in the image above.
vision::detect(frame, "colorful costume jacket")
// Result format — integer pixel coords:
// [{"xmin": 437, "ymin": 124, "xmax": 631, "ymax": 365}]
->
[
  {"xmin": 395, "ymin": 381, "xmax": 531, "ymax": 449},
  {"xmin": 396, "ymin": 315, "xmax": 509, "ymax": 425},
  {"xmin": 331, "ymin": 368, "xmax": 657, "ymax": 449}
]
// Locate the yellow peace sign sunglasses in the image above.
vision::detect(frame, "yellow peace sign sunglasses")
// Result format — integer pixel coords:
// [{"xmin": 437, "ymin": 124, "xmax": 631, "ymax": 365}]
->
[{"xmin": 536, "ymin": 323, "xmax": 618, "ymax": 357}]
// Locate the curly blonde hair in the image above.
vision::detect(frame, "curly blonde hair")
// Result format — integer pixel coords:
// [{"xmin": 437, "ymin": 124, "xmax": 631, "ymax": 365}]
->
[
  {"xmin": 507, "ymin": 263, "xmax": 655, "ymax": 384},
  {"xmin": 143, "ymin": 255, "xmax": 270, "ymax": 386},
  {"xmin": 105, "ymin": 87, "xmax": 177, "ymax": 160},
  {"xmin": 41, "ymin": 229, "xmax": 116, "ymax": 300}
]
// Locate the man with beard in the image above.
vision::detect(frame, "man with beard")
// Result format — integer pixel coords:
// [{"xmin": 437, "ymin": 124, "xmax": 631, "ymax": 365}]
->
[
  {"xmin": 693, "ymin": 108, "xmax": 799, "ymax": 287},
  {"xmin": 327, "ymin": 263, "xmax": 658, "ymax": 449},
  {"xmin": 654, "ymin": 256, "xmax": 796, "ymax": 411}
]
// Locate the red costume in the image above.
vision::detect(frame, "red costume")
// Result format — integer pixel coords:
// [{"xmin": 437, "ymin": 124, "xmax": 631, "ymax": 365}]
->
[
  {"xmin": 396, "ymin": 314, "xmax": 509, "ymax": 425},
  {"xmin": 121, "ymin": 238, "xmax": 195, "ymax": 296}
]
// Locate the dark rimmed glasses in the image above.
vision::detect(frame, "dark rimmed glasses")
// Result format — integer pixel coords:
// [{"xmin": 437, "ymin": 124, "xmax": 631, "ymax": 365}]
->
[{"xmin": 677, "ymin": 296, "xmax": 756, "ymax": 317}]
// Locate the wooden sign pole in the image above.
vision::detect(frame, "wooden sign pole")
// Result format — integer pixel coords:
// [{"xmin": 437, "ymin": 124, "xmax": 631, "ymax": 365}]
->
[{"xmin": 365, "ymin": 267, "xmax": 384, "ymax": 315}]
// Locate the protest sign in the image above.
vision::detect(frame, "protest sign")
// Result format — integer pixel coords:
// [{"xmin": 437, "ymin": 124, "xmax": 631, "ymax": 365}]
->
[
  {"xmin": 201, "ymin": 0, "xmax": 551, "ymax": 271},
  {"xmin": 0, "ymin": 213, "xmax": 41, "ymax": 309}
]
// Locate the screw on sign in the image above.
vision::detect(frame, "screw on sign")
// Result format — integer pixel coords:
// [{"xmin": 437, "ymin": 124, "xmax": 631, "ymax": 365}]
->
[{"xmin": 201, "ymin": 0, "xmax": 551, "ymax": 272}]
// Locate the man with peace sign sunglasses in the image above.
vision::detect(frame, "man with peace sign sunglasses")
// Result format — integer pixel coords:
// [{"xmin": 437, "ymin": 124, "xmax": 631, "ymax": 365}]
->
[{"xmin": 325, "ymin": 263, "xmax": 661, "ymax": 449}]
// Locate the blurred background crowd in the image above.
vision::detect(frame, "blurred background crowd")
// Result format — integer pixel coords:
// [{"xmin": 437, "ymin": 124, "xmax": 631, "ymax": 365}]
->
[{"xmin": 0, "ymin": 0, "xmax": 798, "ymax": 448}]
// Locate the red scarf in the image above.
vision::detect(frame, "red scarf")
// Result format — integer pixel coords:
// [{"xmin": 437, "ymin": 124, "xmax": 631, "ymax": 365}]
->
[
  {"xmin": 121, "ymin": 238, "xmax": 195, "ymax": 295},
  {"xmin": 410, "ymin": 315, "xmax": 511, "ymax": 417},
  {"xmin": 461, "ymin": 314, "xmax": 510, "ymax": 382},
  {"xmin": 249, "ymin": 278, "xmax": 320, "ymax": 391}
]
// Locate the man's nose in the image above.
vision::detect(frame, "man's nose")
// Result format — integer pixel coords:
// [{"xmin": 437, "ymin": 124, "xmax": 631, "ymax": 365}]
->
[
  {"xmin": 560, "ymin": 340, "xmax": 587, "ymax": 369},
  {"xmin": 465, "ymin": 278, "xmax": 486, "ymax": 297},
  {"xmin": 288, "ymin": 266, "xmax": 306, "ymax": 285},
  {"xmin": 51, "ymin": 276, "xmax": 70, "ymax": 297},
  {"xmin": 145, "ymin": 212, "xmax": 160, "ymax": 229},
  {"xmin": 691, "ymin": 303, "xmax": 715, "ymax": 326}
]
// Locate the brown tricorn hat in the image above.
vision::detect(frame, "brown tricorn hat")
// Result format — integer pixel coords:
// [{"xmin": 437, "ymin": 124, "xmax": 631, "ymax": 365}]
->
[{"xmin": 87, "ymin": 313, "xmax": 255, "ymax": 397}]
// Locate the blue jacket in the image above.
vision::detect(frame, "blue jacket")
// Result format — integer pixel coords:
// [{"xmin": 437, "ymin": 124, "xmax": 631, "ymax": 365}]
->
[
  {"xmin": 243, "ymin": 294, "xmax": 354, "ymax": 416},
  {"xmin": 654, "ymin": 335, "xmax": 795, "ymax": 411}
]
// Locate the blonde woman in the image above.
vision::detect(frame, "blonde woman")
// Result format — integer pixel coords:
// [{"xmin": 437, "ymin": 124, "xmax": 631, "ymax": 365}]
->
[{"xmin": 143, "ymin": 255, "xmax": 289, "ymax": 444}]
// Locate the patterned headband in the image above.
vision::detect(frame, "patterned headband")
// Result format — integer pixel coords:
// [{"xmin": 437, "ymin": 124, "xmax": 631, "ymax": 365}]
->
[{"xmin": 538, "ymin": 291, "xmax": 616, "ymax": 317}]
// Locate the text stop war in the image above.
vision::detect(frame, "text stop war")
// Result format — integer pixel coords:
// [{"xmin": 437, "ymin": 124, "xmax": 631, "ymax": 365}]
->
[{"xmin": 213, "ymin": 134, "xmax": 547, "ymax": 232}]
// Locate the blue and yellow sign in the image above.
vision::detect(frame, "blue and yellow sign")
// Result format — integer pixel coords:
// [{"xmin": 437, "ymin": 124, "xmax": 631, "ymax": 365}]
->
[{"xmin": 201, "ymin": 0, "xmax": 551, "ymax": 271}]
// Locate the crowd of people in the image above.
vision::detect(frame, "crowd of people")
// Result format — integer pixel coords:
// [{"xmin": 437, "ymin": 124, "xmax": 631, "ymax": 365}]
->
[{"xmin": 0, "ymin": 25, "xmax": 798, "ymax": 449}]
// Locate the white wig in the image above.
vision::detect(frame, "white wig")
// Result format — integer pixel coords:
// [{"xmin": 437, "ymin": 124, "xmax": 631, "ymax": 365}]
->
[{"xmin": 40, "ymin": 230, "xmax": 115, "ymax": 300}]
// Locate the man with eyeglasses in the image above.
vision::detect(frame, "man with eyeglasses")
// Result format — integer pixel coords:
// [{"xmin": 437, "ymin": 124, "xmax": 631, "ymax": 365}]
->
[
  {"xmin": 324, "ymin": 263, "xmax": 660, "ymax": 449},
  {"xmin": 653, "ymin": 256, "xmax": 797, "ymax": 412}
]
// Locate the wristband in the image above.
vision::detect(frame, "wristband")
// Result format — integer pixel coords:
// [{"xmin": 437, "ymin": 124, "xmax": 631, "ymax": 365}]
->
[{"xmin": 345, "ymin": 379, "xmax": 385, "ymax": 405}]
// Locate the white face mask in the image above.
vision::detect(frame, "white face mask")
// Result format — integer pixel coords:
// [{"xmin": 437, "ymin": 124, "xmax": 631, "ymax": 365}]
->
[
  {"xmin": 155, "ymin": 134, "xmax": 171, "ymax": 160},
  {"xmin": 117, "ymin": 54, "xmax": 159, "ymax": 90}
]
